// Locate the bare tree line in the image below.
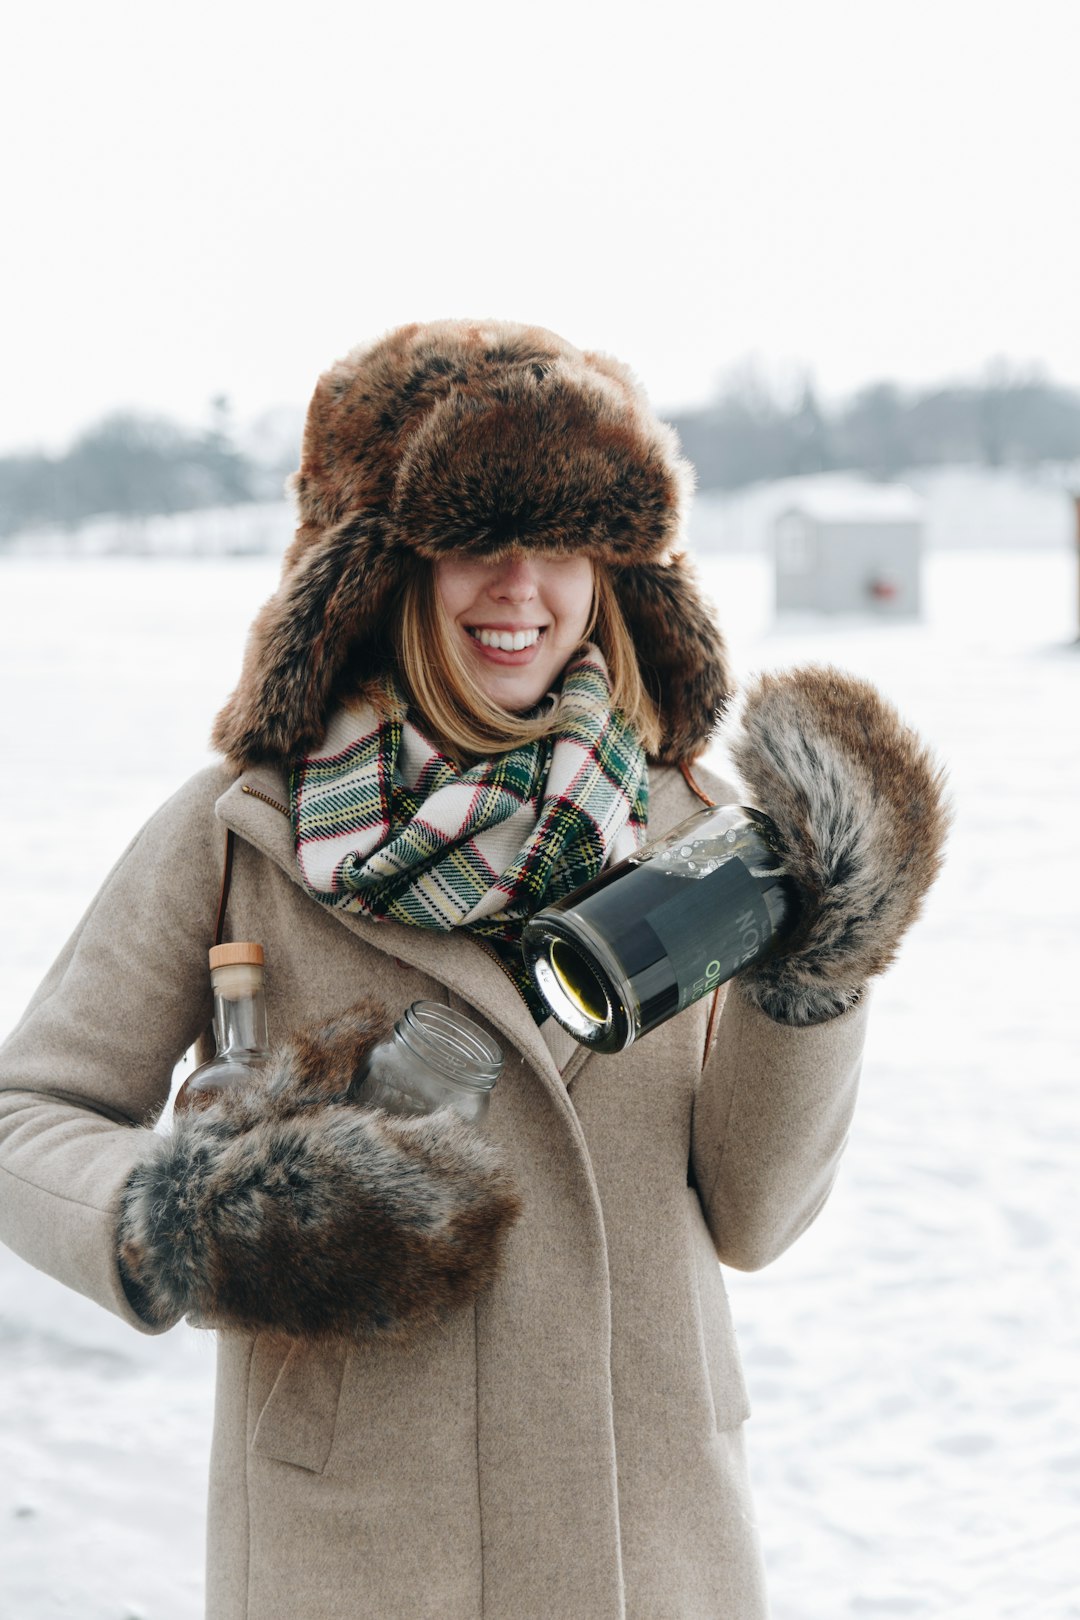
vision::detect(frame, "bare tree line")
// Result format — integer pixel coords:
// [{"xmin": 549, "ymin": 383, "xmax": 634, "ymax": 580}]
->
[
  {"xmin": 0, "ymin": 402, "xmax": 279, "ymax": 539},
  {"xmin": 671, "ymin": 362, "xmax": 1080, "ymax": 488}
]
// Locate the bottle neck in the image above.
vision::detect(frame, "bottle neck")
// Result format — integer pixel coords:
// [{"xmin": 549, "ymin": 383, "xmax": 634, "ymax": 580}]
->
[{"xmin": 212, "ymin": 984, "xmax": 270, "ymax": 1057}]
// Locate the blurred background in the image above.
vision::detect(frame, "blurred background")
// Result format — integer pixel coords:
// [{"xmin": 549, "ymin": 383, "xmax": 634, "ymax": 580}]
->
[{"xmin": 1, "ymin": 3, "xmax": 1078, "ymax": 1618}]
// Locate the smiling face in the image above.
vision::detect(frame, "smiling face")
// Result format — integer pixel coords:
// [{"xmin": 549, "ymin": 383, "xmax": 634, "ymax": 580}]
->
[{"xmin": 434, "ymin": 551, "xmax": 595, "ymax": 712}]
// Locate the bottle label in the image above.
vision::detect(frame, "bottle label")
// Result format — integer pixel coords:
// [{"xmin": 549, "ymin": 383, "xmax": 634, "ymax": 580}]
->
[{"xmin": 647, "ymin": 855, "xmax": 774, "ymax": 1012}]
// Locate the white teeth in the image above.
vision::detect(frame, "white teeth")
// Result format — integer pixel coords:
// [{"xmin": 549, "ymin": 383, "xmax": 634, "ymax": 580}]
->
[{"xmin": 470, "ymin": 627, "xmax": 541, "ymax": 650}]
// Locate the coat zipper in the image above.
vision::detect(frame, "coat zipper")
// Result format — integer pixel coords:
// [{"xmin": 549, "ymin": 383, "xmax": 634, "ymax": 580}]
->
[
  {"xmin": 472, "ymin": 933, "xmax": 532, "ymax": 999},
  {"xmin": 241, "ymin": 783, "xmax": 290, "ymax": 816}
]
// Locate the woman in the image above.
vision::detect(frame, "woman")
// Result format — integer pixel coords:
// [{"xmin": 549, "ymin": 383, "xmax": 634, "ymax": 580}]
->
[{"xmin": 0, "ymin": 319, "xmax": 948, "ymax": 1619}]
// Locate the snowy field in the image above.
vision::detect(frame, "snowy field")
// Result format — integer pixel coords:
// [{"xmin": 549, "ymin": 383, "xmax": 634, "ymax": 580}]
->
[{"xmin": 0, "ymin": 548, "xmax": 1077, "ymax": 1619}]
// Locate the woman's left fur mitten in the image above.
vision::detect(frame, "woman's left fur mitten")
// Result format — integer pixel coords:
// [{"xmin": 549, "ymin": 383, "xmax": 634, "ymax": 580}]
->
[
  {"xmin": 723, "ymin": 665, "xmax": 951, "ymax": 1025},
  {"xmin": 117, "ymin": 999, "xmax": 522, "ymax": 1343}
]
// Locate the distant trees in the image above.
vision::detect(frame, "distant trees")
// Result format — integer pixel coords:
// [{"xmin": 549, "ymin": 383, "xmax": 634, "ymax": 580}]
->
[
  {"xmin": 0, "ymin": 407, "xmax": 256, "ymax": 537},
  {"xmin": 673, "ymin": 367, "xmax": 835, "ymax": 488},
  {"xmin": 672, "ymin": 363, "xmax": 1080, "ymax": 489}
]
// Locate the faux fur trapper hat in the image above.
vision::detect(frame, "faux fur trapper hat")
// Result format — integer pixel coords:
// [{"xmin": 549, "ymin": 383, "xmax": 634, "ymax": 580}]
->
[{"xmin": 212, "ymin": 319, "xmax": 733, "ymax": 767}]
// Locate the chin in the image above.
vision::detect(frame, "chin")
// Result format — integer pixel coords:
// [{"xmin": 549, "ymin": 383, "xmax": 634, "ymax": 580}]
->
[{"xmin": 487, "ymin": 680, "xmax": 546, "ymax": 713}]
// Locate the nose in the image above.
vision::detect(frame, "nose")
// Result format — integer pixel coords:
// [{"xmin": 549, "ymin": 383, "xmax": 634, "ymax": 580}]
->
[{"xmin": 488, "ymin": 553, "xmax": 539, "ymax": 602}]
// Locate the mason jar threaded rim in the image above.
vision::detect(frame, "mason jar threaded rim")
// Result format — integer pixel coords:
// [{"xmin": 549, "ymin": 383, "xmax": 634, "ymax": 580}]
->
[{"xmin": 397, "ymin": 1001, "xmax": 503, "ymax": 1091}]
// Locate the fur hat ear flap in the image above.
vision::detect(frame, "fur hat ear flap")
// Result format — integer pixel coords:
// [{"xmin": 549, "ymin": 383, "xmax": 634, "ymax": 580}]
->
[
  {"xmin": 615, "ymin": 556, "xmax": 734, "ymax": 764},
  {"xmin": 211, "ymin": 515, "xmax": 402, "ymax": 766}
]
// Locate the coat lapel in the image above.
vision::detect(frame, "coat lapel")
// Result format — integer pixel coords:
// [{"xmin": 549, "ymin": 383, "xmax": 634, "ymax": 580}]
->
[{"xmin": 213, "ymin": 765, "xmax": 566, "ymax": 1092}]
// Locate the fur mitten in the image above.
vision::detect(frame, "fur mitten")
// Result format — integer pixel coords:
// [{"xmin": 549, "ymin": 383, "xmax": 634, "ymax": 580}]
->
[
  {"xmin": 117, "ymin": 1000, "xmax": 522, "ymax": 1343},
  {"xmin": 724, "ymin": 666, "xmax": 950, "ymax": 1026}
]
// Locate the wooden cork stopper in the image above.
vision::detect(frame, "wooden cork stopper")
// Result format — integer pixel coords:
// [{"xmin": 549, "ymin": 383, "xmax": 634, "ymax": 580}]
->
[{"xmin": 209, "ymin": 942, "xmax": 265, "ymax": 969}]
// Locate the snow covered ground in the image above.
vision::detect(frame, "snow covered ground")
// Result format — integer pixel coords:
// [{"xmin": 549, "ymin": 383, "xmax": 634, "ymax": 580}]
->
[{"xmin": 0, "ymin": 547, "xmax": 1077, "ymax": 1619}]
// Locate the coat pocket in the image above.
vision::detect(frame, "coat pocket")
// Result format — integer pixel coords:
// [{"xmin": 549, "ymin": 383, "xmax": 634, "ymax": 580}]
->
[
  {"xmin": 250, "ymin": 1338, "xmax": 350, "ymax": 1474},
  {"xmin": 687, "ymin": 1189, "xmax": 752, "ymax": 1430}
]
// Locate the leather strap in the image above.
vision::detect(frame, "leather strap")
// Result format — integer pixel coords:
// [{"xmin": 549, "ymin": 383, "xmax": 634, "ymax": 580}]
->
[
  {"xmin": 702, "ymin": 970, "xmax": 725, "ymax": 1071},
  {"xmin": 679, "ymin": 759, "xmax": 716, "ymax": 807},
  {"xmin": 213, "ymin": 829, "xmax": 236, "ymax": 947},
  {"xmin": 679, "ymin": 762, "xmax": 724, "ymax": 1070}
]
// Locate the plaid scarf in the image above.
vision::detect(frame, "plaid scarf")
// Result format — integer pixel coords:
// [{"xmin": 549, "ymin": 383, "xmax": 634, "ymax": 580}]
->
[{"xmin": 290, "ymin": 647, "xmax": 648, "ymax": 1021}]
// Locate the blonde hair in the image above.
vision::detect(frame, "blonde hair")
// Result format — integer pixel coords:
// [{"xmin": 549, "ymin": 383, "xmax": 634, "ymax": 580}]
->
[{"xmin": 388, "ymin": 561, "xmax": 661, "ymax": 763}]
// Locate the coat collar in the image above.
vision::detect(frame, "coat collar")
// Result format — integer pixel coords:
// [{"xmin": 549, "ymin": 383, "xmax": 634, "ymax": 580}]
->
[{"xmin": 213, "ymin": 763, "xmax": 568, "ymax": 1092}]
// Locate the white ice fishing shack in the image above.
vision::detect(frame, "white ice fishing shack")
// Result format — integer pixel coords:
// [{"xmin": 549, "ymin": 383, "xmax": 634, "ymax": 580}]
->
[{"xmin": 772, "ymin": 478, "xmax": 924, "ymax": 616}]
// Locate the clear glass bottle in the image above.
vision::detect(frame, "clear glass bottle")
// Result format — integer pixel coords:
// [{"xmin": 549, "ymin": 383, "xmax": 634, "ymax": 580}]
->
[
  {"xmin": 522, "ymin": 805, "xmax": 801, "ymax": 1053},
  {"xmin": 174, "ymin": 942, "xmax": 271, "ymax": 1113},
  {"xmin": 351, "ymin": 1001, "xmax": 503, "ymax": 1126}
]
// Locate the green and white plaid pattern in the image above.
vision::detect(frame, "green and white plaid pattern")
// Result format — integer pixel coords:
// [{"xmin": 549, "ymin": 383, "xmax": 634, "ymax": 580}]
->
[{"xmin": 291, "ymin": 647, "xmax": 648, "ymax": 1020}]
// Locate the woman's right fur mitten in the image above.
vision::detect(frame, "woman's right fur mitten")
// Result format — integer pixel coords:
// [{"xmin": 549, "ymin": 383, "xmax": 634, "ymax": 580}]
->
[
  {"xmin": 117, "ymin": 999, "xmax": 522, "ymax": 1343},
  {"xmin": 723, "ymin": 665, "xmax": 951, "ymax": 1025}
]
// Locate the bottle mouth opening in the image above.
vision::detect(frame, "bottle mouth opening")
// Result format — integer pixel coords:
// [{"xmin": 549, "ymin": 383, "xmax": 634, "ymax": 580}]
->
[
  {"xmin": 550, "ymin": 940, "xmax": 610, "ymax": 1028},
  {"xmin": 400, "ymin": 1001, "xmax": 503, "ymax": 1090},
  {"xmin": 522, "ymin": 919, "xmax": 633, "ymax": 1052},
  {"xmin": 530, "ymin": 941, "xmax": 613, "ymax": 1044}
]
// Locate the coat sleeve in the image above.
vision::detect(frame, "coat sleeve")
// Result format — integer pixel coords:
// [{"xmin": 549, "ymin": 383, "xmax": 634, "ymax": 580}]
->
[
  {"xmin": 655, "ymin": 757, "xmax": 868, "ymax": 1272},
  {"xmin": 689, "ymin": 979, "xmax": 868, "ymax": 1272},
  {"xmin": 0, "ymin": 767, "xmax": 230, "ymax": 1332}
]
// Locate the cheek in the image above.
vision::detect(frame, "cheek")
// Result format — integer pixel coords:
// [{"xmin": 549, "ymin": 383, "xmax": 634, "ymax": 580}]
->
[
  {"xmin": 553, "ymin": 566, "xmax": 594, "ymax": 641},
  {"xmin": 434, "ymin": 560, "xmax": 484, "ymax": 620},
  {"xmin": 433, "ymin": 567, "xmax": 455, "ymax": 619}
]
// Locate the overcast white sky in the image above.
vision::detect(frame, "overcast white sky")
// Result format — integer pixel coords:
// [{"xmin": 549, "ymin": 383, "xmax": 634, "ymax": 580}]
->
[{"xmin": 4, "ymin": 0, "xmax": 1078, "ymax": 453}]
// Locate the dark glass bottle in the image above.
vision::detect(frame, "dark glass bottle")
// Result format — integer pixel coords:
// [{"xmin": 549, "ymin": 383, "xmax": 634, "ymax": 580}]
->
[
  {"xmin": 174, "ymin": 943, "xmax": 271, "ymax": 1113},
  {"xmin": 521, "ymin": 805, "xmax": 800, "ymax": 1053}
]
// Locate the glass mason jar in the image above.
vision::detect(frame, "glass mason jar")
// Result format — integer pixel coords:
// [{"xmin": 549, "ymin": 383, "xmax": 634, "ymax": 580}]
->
[
  {"xmin": 351, "ymin": 1001, "xmax": 504, "ymax": 1126},
  {"xmin": 174, "ymin": 942, "xmax": 271, "ymax": 1113},
  {"xmin": 522, "ymin": 805, "xmax": 801, "ymax": 1053}
]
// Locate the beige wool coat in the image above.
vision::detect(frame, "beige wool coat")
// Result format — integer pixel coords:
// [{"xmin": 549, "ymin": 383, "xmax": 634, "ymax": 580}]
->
[{"xmin": 0, "ymin": 756, "xmax": 868, "ymax": 1620}]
